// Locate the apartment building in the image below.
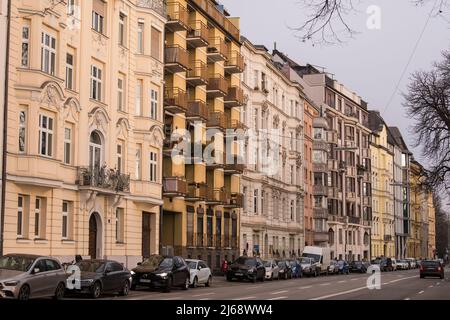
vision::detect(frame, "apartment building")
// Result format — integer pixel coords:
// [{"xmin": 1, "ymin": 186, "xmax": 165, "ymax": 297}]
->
[
  {"xmin": 389, "ymin": 127, "xmax": 411, "ymax": 260},
  {"xmin": 427, "ymin": 193, "xmax": 436, "ymax": 258},
  {"xmin": 368, "ymin": 111, "xmax": 395, "ymax": 258},
  {"xmin": 0, "ymin": 0, "xmax": 166, "ymax": 267},
  {"xmin": 409, "ymin": 160, "xmax": 424, "ymax": 258},
  {"xmin": 161, "ymin": 0, "xmax": 243, "ymax": 270},
  {"xmin": 238, "ymin": 39, "xmax": 305, "ymax": 259}
]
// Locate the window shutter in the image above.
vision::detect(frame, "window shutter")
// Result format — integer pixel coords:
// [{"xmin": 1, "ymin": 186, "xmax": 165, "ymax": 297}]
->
[{"xmin": 151, "ymin": 27, "xmax": 161, "ymax": 60}]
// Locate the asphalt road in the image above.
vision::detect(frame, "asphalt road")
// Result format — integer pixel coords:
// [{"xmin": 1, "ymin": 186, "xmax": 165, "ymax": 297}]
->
[{"xmin": 65, "ymin": 266, "xmax": 450, "ymax": 301}]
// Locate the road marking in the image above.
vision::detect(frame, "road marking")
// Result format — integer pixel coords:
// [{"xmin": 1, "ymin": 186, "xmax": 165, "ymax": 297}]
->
[
  {"xmin": 351, "ymin": 278, "xmax": 359, "ymax": 281},
  {"xmin": 320, "ymin": 283, "xmax": 331, "ymax": 286},
  {"xmin": 199, "ymin": 298, "xmax": 212, "ymax": 300},
  {"xmin": 418, "ymin": 291, "xmax": 424, "ymax": 295},
  {"xmin": 164, "ymin": 296, "xmax": 183, "ymax": 300},
  {"xmin": 192, "ymin": 292, "xmax": 216, "ymax": 297},
  {"xmin": 437, "ymin": 282, "xmax": 441, "ymax": 286},
  {"xmin": 232, "ymin": 296, "xmax": 256, "ymax": 300},
  {"xmin": 299, "ymin": 286, "xmax": 312, "ymax": 289},
  {"xmin": 404, "ymin": 298, "xmax": 411, "ymax": 300},
  {"xmin": 246, "ymin": 286, "xmax": 261, "ymax": 289},
  {"xmin": 338, "ymin": 280, "xmax": 346, "ymax": 283},
  {"xmin": 268, "ymin": 296, "xmax": 288, "ymax": 300},
  {"xmin": 271, "ymin": 290, "xmax": 288, "ymax": 295},
  {"xmin": 429, "ymin": 285, "xmax": 434, "ymax": 288}
]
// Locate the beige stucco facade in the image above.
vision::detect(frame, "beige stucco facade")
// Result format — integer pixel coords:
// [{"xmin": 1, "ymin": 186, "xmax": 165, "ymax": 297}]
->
[
  {"xmin": 0, "ymin": 0, "xmax": 8, "ymax": 223},
  {"xmin": 2, "ymin": 0, "xmax": 166, "ymax": 268}
]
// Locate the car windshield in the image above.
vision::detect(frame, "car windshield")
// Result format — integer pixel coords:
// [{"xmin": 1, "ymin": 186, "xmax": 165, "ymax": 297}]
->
[
  {"xmin": 0, "ymin": 255, "xmax": 35, "ymax": 272},
  {"xmin": 77, "ymin": 261, "xmax": 106, "ymax": 273},
  {"xmin": 338, "ymin": 261, "xmax": 346, "ymax": 266},
  {"xmin": 159, "ymin": 258, "xmax": 173, "ymax": 268},
  {"xmin": 264, "ymin": 261, "xmax": 272, "ymax": 267},
  {"xmin": 302, "ymin": 253, "xmax": 320, "ymax": 263},
  {"xmin": 186, "ymin": 261, "xmax": 197, "ymax": 269},
  {"xmin": 300, "ymin": 258, "xmax": 311, "ymax": 264},
  {"xmin": 422, "ymin": 261, "xmax": 439, "ymax": 267},
  {"xmin": 353, "ymin": 261, "xmax": 362, "ymax": 266},
  {"xmin": 141, "ymin": 255, "xmax": 164, "ymax": 268},
  {"xmin": 235, "ymin": 257, "xmax": 256, "ymax": 266}
]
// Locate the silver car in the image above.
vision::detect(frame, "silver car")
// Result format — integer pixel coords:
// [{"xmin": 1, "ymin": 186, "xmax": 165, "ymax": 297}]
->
[
  {"xmin": 0, "ymin": 254, "xmax": 67, "ymax": 300},
  {"xmin": 263, "ymin": 259, "xmax": 280, "ymax": 280}
]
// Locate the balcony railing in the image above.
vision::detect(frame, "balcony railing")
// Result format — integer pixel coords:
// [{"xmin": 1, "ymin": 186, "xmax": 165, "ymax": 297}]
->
[
  {"xmin": 227, "ymin": 118, "xmax": 247, "ymax": 130},
  {"xmin": 224, "ymin": 192, "xmax": 244, "ymax": 208},
  {"xmin": 166, "ymin": 2, "xmax": 189, "ymax": 32},
  {"xmin": 164, "ymin": 45, "xmax": 188, "ymax": 73},
  {"xmin": 206, "ymin": 188, "xmax": 227, "ymax": 204},
  {"xmin": 207, "ymin": 74, "xmax": 228, "ymax": 97},
  {"xmin": 224, "ymin": 86, "xmax": 244, "ymax": 107},
  {"xmin": 225, "ymin": 51, "xmax": 244, "ymax": 74},
  {"xmin": 163, "ymin": 177, "xmax": 187, "ymax": 197},
  {"xmin": 313, "ymin": 185, "xmax": 328, "ymax": 195},
  {"xmin": 187, "ymin": 20, "xmax": 209, "ymax": 48},
  {"xmin": 384, "ymin": 235, "xmax": 393, "ymax": 242},
  {"xmin": 164, "ymin": 87, "xmax": 188, "ymax": 113},
  {"xmin": 224, "ymin": 159, "xmax": 245, "ymax": 174},
  {"xmin": 345, "ymin": 110, "xmax": 359, "ymax": 121},
  {"xmin": 186, "ymin": 60, "xmax": 208, "ymax": 86},
  {"xmin": 313, "ymin": 208, "xmax": 328, "ymax": 219},
  {"xmin": 348, "ymin": 216, "xmax": 361, "ymax": 225},
  {"xmin": 206, "ymin": 111, "xmax": 226, "ymax": 130},
  {"xmin": 207, "ymin": 37, "xmax": 228, "ymax": 62},
  {"xmin": 136, "ymin": 0, "xmax": 166, "ymax": 17},
  {"xmin": 186, "ymin": 100, "xmax": 208, "ymax": 121},
  {"xmin": 77, "ymin": 166, "xmax": 130, "ymax": 193},
  {"xmin": 186, "ymin": 183, "xmax": 207, "ymax": 200},
  {"xmin": 196, "ymin": 232, "xmax": 204, "ymax": 247}
]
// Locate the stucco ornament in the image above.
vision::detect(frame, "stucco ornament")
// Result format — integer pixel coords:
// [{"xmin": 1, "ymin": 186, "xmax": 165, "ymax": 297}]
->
[
  {"xmin": 40, "ymin": 82, "xmax": 65, "ymax": 112},
  {"xmin": 89, "ymin": 106, "xmax": 110, "ymax": 135}
]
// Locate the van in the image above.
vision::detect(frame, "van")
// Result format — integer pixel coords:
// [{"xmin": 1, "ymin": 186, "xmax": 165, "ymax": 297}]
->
[{"xmin": 302, "ymin": 246, "xmax": 331, "ymax": 275}]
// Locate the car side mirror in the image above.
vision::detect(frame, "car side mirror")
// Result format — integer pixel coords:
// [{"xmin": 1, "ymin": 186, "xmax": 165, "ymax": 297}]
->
[
  {"xmin": 33, "ymin": 268, "xmax": 40, "ymax": 274},
  {"xmin": 198, "ymin": 266, "xmax": 202, "ymax": 270}
]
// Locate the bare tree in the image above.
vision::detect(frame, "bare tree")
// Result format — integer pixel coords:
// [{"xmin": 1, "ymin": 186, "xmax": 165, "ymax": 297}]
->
[
  {"xmin": 433, "ymin": 193, "xmax": 449, "ymax": 258},
  {"xmin": 403, "ymin": 51, "xmax": 450, "ymax": 190}
]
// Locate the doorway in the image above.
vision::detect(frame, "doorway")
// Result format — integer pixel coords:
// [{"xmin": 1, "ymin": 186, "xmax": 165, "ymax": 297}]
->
[
  {"xmin": 142, "ymin": 212, "xmax": 152, "ymax": 258},
  {"xmin": 89, "ymin": 213, "xmax": 102, "ymax": 259}
]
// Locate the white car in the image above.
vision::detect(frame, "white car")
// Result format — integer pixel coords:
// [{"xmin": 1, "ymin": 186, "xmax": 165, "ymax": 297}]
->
[
  {"xmin": 391, "ymin": 258, "xmax": 398, "ymax": 271},
  {"xmin": 406, "ymin": 258, "xmax": 417, "ymax": 269},
  {"xmin": 397, "ymin": 260, "xmax": 409, "ymax": 270},
  {"xmin": 263, "ymin": 259, "xmax": 279, "ymax": 280},
  {"xmin": 185, "ymin": 259, "xmax": 212, "ymax": 288}
]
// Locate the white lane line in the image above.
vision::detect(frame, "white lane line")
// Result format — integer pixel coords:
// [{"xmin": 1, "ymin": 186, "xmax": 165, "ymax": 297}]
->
[
  {"xmin": 271, "ymin": 290, "xmax": 288, "ymax": 295},
  {"xmin": 418, "ymin": 290, "xmax": 424, "ymax": 295},
  {"xmin": 429, "ymin": 285, "xmax": 434, "ymax": 288},
  {"xmin": 232, "ymin": 296, "xmax": 256, "ymax": 300},
  {"xmin": 199, "ymin": 298, "xmax": 212, "ymax": 300},
  {"xmin": 338, "ymin": 280, "xmax": 347, "ymax": 283},
  {"xmin": 299, "ymin": 285, "xmax": 312, "ymax": 289},
  {"xmin": 350, "ymin": 278, "xmax": 359, "ymax": 281},
  {"xmin": 192, "ymin": 292, "xmax": 216, "ymax": 297},
  {"xmin": 164, "ymin": 296, "xmax": 183, "ymax": 300},
  {"xmin": 404, "ymin": 298, "xmax": 411, "ymax": 300},
  {"xmin": 246, "ymin": 286, "xmax": 261, "ymax": 290},
  {"xmin": 320, "ymin": 283, "xmax": 331, "ymax": 286},
  {"xmin": 267, "ymin": 296, "xmax": 288, "ymax": 300},
  {"xmin": 437, "ymin": 282, "xmax": 441, "ymax": 286}
]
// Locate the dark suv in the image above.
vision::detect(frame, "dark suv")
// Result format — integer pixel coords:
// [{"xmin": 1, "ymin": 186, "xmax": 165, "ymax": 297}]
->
[
  {"xmin": 131, "ymin": 255, "xmax": 190, "ymax": 292},
  {"xmin": 226, "ymin": 257, "xmax": 265, "ymax": 282},
  {"xmin": 420, "ymin": 260, "xmax": 444, "ymax": 279}
]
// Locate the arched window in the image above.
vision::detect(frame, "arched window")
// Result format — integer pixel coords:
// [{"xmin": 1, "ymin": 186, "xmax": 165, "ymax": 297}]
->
[
  {"xmin": 328, "ymin": 228, "xmax": 335, "ymax": 245},
  {"xmin": 89, "ymin": 131, "xmax": 103, "ymax": 169}
]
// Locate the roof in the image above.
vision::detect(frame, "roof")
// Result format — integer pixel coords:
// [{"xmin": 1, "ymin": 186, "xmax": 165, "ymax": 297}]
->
[
  {"xmin": 368, "ymin": 110, "xmax": 384, "ymax": 133},
  {"xmin": 389, "ymin": 126, "xmax": 412, "ymax": 154}
]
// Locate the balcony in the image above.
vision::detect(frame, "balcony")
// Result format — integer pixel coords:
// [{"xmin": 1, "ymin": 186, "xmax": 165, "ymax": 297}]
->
[
  {"xmin": 224, "ymin": 157, "xmax": 245, "ymax": 174},
  {"xmin": 348, "ymin": 216, "xmax": 361, "ymax": 225},
  {"xmin": 225, "ymin": 51, "xmax": 244, "ymax": 74},
  {"xmin": 166, "ymin": 2, "xmax": 189, "ymax": 32},
  {"xmin": 164, "ymin": 87, "xmax": 188, "ymax": 113},
  {"xmin": 224, "ymin": 192, "xmax": 244, "ymax": 208},
  {"xmin": 206, "ymin": 111, "xmax": 226, "ymax": 131},
  {"xmin": 361, "ymin": 148, "xmax": 371, "ymax": 159},
  {"xmin": 77, "ymin": 167, "xmax": 130, "ymax": 194},
  {"xmin": 345, "ymin": 110, "xmax": 359, "ymax": 121},
  {"xmin": 313, "ymin": 208, "xmax": 328, "ymax": 219},
  {"xmin": 328, "ymin": 159, "xmax": 338, "ymax": 171},
  {"xmin": 187, "ymin": 20, "xmax": 209, "ymax": 48},
  {"xmin": 384, "ymin": 235, "xmax": 393, "ymax": 242},
  {"xmin": 186, "ymin": 61, "xmax": 208, "ymax": 87},
  {"xmin": 346, "ymin": 166, "xmax": 356, "ymax": 177},
  {"xmin": 224, "ymin": 86, "xmax": 245, "ymax": 107},
  {"xmin": 363, "ymin": 196, "xmax": 371, "ymax": 206},
  {"xmin": 186, "ymin": 100, "xmax": 208, "ymax": 121},
  {"xmin": 207, "ymin": 37, "xmax": 228, "ymax": 62},
  {"xmin": 314, "ymin": 232, "xmax": 329, "ymax": 243},
  {"xmin": 164, "ymin": 45, "xmax": 188, "ymax": 73},
  {"xmin": 186, "ymin": 183, "xmax": 207, "ymax": 201},
  {"xmin": 313, "ymin": 185, "xmax": 328, "ymax": 196},
  {"xmin": 346, "ymin": 192, "xmax": 356, "ymax": 201},
  {"xmin": 163, "ymin": 177, "xmax": 187, "ymax": 197},
  {"xmin": 207, "ymin": 74, "xmax": 228, "ymax": 98},
  {"xmin": 206, "ymin": 188, "xmax": 227, "ymax": 204},
  {"xmin": 328, "ymin": 187, "xmax": 339, "ymax": 199},
  {"xmin": 136, "ymin": 0, "xmax": 166, "ymax": 17},
  {"xmin": 227, "ymin": 118, "xmax": 247, "ymax": 131}
]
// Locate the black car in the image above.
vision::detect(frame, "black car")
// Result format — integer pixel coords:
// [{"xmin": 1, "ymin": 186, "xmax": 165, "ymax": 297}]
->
[
  {"xmin": 277, "ymin": 260, "xmax": 293, "ymax": 280},
  {"xmin": 349, "ymin": 261, "xmax": 369, "ymax": 273},
  {"xmin": 226, "ymin": 257, "xmax": 265, "ymax": 282},
  {"xmin": 66, "ymin": 259, "xmax": 131, "ymax": 299},
  {"xmin": 131, "ymin": 255, "xmax": 190, "ymax": 292},
  {"xmin": 420, "ymin": 260, "xmax": 445, "ymax": 279}
]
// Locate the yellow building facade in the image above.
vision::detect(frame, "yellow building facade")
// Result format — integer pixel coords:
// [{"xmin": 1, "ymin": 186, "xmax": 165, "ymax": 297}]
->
[
  {"xmin": 161, "ymin": 0, "xmax": 243, "ymax": 270},
  {"xmin": 1, "ymin": 0, "xmax": 167, "ymax": 267},
  {"xmin": 427, "ymin": 192, "xmax": 436, "ymax": 258},
  {"xmin": 409, "ymin": 160, "xmax": 423, "ymax": 258}
]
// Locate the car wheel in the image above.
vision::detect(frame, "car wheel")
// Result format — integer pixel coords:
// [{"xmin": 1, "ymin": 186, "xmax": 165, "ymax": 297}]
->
[
  {"xmin": 130, "ymin": 283, "xmax": 137, "ymax": 291},
  {"xmin": 91, "ymin": 282, "xmax": 102, "ymax": 299},
  {"xmin": 192, "ymin": 277, "xmax": 198, "ymax": 288},
  {"xmin": 163, "ymin": 277, "xmax": 172, "ymax": 293},
  {"xmin": 182, "ymin": 276, "xmax": 189, "ymax": 290},
  {"xmin": 119, "ymin": 280, "xmax": 130, "ymax": 296},
  {"xmin": 53, "ymin": 282, "xmax": 65, "ymax": 300},
  {"xmin": 261, "ymin": 273, "xmax": 265, "ymax": 282},
  {"xmin": 205, "ymin": 276, "xmax": 212, "ymax": 287},
  {"xmin": 18, "ymin": 284, "xmax": 30, "ymax": 301},
  {"xmin": 440, "ymin": 275, "xmax": 444, "ymax": 279},
  {"xmin": 278, "ymin": 274, "xmax": 281, "ymax": 280}
]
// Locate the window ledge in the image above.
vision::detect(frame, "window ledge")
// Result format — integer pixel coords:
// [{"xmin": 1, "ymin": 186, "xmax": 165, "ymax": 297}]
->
[
  {"xmin": 89, "ymin": 99, "xmax": 108, "ymax": 108},
  {"xmin": 115, "ymin": 241, "xmax": 126, "ymax": 246},
  {"xmin": 62, "ymin": 239, "xmax": 76, "ymax": 244},
  {"xmin": 91, "ymin": 28, "xmax": 109, "ymax": 40},
  {"xmin": 34, "ymin": 238, "xmax": 49, "ymax": 244},
  {"xmin": 16, "ymin": 237, "xmax": 31, "ymax": 243}
]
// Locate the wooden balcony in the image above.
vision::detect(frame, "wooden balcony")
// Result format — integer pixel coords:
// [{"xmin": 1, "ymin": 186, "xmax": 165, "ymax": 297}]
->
[
  {"xmin": 186, "ymin": 60, "xmax": 208, "ymax": 87},
  {"xmin": 206, "ymin": 111, "xmax": 226, "ymax": 131},
  {"xmin": 227, "ymin": 118, "xmax": 247, "ymax": 130},
  {"xmin": 186, "ymin": 100, "xmax": 208, "ymax": 121},
  {"xmin": 186, "ymin": 183, "xmax": 207, "ymax": 201},
  {"xmin": 224, "ymin": 192, "xmax": 244, "ymax": 208},
  {"xmin": 225, "ymin": 51, "xmax": 244, "ymax": 74},
  {"xmin": 224, "ymin": 156, "xmax": 245, "ymax": 174},
  {"xmin": 206, "ymin": 188, "xmax": 227, "ymax": 204},
  {"xmin": 187, "ymin": 20, "xmax": 209, "ymax": 48},
  {"xmin": 166, "ymin": 2, "xmax": 189, "ymax": 32},
  {"xmin": 164, "ymin": 45, "xmax": 188, "ymax": 73},
  {"xmin": 163, "ymin": 177, "xmax": 187, "ymax": 197},
  {"xmin": 164, "ymin": 87, "xmax": 187, "ymax": 113},
  {"xmin": 224, "ymin": 86, "xmax": 245, "ymax": 107},
  {"xmin": 206, "ymin": 74, "xmax": 228, "ymax": 98},
  {"xmin": 207, "ymin": 37, "xmax": 228, "ymax": 62}
]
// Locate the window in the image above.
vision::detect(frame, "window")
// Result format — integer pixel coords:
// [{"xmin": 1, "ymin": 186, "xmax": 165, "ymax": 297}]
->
[
  {"xmin": 90, "ymin": 65, "xmax": 102, "ymax": 101},
  {"xmin": 253, "ymin": 189, "xmax": 258, "ymax": 214},
  {"xmin": 115, "ymin": 208, "xmax": 124, "ymax": 242},
  {"xmin": 261, "ymin": 191, "xmax": 265, "ymax": 216},
  {"xmin": 290, "ymin": 200, "xmax": 294, "ymax": 220},
  {"xmin": 62, "ymin": 201, "xmax": 69, "ymax": 239},
  {"xmin": 119, "ymin": 13, "xmax": 126, "ymax": 46},
  {"xmin": 35, "ymin": 198, "xmax": 41, "ymax": 237},
  {"xmin": 64, "ymin": 127, "xmax": 72, "ymax": 164},
  {"xmin": 150, "ymin": 88, "xmax": 158, "ymax": 119},
  {"xmin": 39, "ymin": 114, "xmax": 54, "ymax": 157},
  {"xmin": 117, "ymin": 143, "xmax": 123, "ymax": 173},
  {"xmin": 117, "ymin": 75, "xmax": 124, "ymax": 111},
  {"xmin": 21, "ymin": 26, "xmax": 30, "ymax": 67},
  {"xmin": 67, "ymin": 0, "xmax": 75, "ymax": 15},
  {"xmin": 17, "ymin": 196, "xmax": 24, "ymax": 237},
  {"xmin": 92, "ymin": 11, "xmax": 104, "ymax": 34},
  {"xmin": 19, "ymin": 110, "xmax": 26, "ymax": 153},
  {"xmin": 66, "ymin": 53, "xmax": 74, "ymax": 90},
  {"xmin": 242, "ymin": 187, "xmax": 247, "ymax": 211},
  {"xmin": 135, "ymin": 80, "xmax": 143, "ymax": 116},
  {"xmin": 135, "ymin": 145, "xmax": 141, "ymax": 179},
  {"xmin": 41, "ymin": 32, "xmax": 56, "ymax": 76},
  {"xmin": 151, "ymin": 27, "xmax": 161, "ymax": 60},
  {"xmin": 137, "ymin": 22, "xmax": 144, "ymax": 53},
  {"xmin": 149, "ymin": 151, "xmax": 157, "ymax": 182}
]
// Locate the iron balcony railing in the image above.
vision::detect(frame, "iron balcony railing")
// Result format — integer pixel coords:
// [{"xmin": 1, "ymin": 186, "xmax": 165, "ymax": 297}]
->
[
  {"xmin": 136, "ymin": 0, "xmax": 166, "ymax": 16},
  {"xmin": 186, "ymin": 60, "xmax": 208, "ymax": 84},
  {"xmin": 77, "ymin": 166, "xmax": 130, "ymax": 193},
  {"xmin": 225, "ymin": 50, "xmax": 244, "ymax": 73},
  {"xmin": 207, "ymin": 37, "xmax": 229, "ymax": 60},
  {"xmin": 187, "ymin": 20, "xmax": 209, "ymax": 46},
  {"xmin": 224, "ymin": 86, "xmax": 245, "ymax": 106},
  {"xmin": 164, "ymin": 87, "xmax": 188, "ymax": 112},
  {"xmin": 163, "ymin": 176, "xmax": 187, "ymax": 196},
  {"xmin": 186, "ymin": 183, "xmax": 207, "ymax": 200},
  {"xmin": 206, "ymin": 111, "xmax": 226, "ymax": 130},
  {"xmin": 207, "ymin": 74, "xmax": 228, "ymax": 96},
  {"xmin": 164, "ymin": 45, "xmax": 189, "ymax": 70},
  {"xmin": 166, "ymin": 2, "xmax": 189, "ymax": 31},
  {"xmin": 186, "ymin": 100, "xmax": 208, "ymax": 120}
]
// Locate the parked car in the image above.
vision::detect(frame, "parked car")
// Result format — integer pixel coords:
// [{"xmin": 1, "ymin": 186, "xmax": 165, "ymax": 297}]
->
[
  {"xmin": 420, "ymin": 260, "xmax": 444, "ymax": 279},
  {"xmin": 406, "ymin": 258, "xmax": 417, "ymax": 269},
  {"xmin": 391, "ymin": 258, "xmax": 398, "ymax": 271},
  {"xmin": 0, "ymin": 254, "xmax": 67, "ymax": 300},
  {"xmin": 67, "ymin": 259, "xmax": 131, "ymax": 299},
  {"xmin": 379, "ymin": 257, "xmax": 394, "ymax": 272},
  {"xmin": 302, "ymin": 246, "xmax": 330, "ymax": 275},
  {"xmin": 263, "ymin": 259, "xmax": 279, "ymax": 280},
  {"xmin": 277, "ymin": 260, "xmax": 292, "ymax": 280},
  {"xmin": 289, "ymin": 260, "xmax": 303, "ymax": 278},
  {"xmin": 299, "ymin": 257, "xmax": 320, "ymax": 277},
  {"xmin": 327, "ymin": 260, "xmax": 340, "ymax": 275},
  {"xmin": 337, "ymin": 260, "xmax": 350, "ymax": 274},
  {"xmin": 349, "ymin": 261, "xmax": 369, "ymax": 273},
  {"xmin": 131, "ymin": 255, "xmax": 190, "ymax": 292},
  {"xmin": 397, "ymin": 260, "xmax": 410, "ymax": 270},
  {"xmin": 185, "ymin": 259, "xmax": 212, "ymax": 288},
  {"xmin": 226, "ymin": 256, "xmax": 265, "ymax": 282}
]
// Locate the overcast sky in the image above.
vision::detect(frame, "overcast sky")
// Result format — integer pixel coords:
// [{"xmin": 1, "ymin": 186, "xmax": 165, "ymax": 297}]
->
[{"xmin": 221, "ymin": 0, "xmax": 450, "ymax": 164}]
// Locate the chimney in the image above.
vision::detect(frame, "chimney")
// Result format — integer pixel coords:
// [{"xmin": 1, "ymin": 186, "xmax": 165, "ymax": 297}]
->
[{"xmin": 274, "ymin": 41, "xmax": 277, "ymax": 51}]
